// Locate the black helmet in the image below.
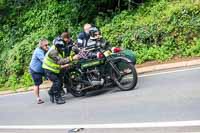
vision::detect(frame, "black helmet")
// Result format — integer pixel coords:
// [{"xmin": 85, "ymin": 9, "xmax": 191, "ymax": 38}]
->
[
  {"xmin": 53, "ymin": 37, "xmax": 65, "ymax": 51},
  {"xmin": 89, "ymin": 27, "xmax": 100, "ymax": 38}
]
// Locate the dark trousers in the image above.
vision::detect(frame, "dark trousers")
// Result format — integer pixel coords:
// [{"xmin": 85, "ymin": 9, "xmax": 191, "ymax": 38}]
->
[{"xmin": 44, "ymin": 69, "xmax": 63, "ymax": 96}]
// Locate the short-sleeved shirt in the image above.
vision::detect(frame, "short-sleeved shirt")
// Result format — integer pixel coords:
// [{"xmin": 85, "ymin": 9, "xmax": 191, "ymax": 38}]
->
[{"xmin": 29, "ymin": 47, "xmax": 46, "ymax": 73}]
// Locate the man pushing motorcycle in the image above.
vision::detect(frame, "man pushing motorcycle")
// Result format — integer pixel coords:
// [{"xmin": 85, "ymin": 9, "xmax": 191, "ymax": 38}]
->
[{"xmin": 42, "ymin": 32, "xmax": 79, "ymax": 104}]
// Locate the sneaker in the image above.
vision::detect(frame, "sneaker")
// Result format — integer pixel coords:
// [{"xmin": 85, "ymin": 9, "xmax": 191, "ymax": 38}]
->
[{"xmin": 37, "ymin": 99, "xmax": 44, "ymax": 104}]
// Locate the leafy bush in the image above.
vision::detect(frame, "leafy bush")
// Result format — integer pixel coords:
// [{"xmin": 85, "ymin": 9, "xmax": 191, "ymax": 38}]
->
[
  {"xmin": 0, "ymin": 0, "xmax": 81, "ymax": 89},
  {"xmin": 101, "ymin": 0, "xmax": 200, "ymax": 63}
]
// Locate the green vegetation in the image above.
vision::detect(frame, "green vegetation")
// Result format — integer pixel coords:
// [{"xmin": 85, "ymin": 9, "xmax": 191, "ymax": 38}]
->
[
  {"xmin": 0, "ymin": 0, "xmax": 199, "ymax": 90},
  {"xmin": 102, "ymin": 0, "xmax": 200, "ymax": 63}
]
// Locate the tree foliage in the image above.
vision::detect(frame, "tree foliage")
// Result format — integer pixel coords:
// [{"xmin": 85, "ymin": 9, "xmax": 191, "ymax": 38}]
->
[{"xmin": 102, "ymin": 0, "xmax": 200, "ymax": 63}]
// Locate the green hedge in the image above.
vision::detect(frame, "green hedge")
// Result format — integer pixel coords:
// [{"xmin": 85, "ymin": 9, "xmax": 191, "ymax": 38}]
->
[
  {"xmin": 101, "ymin": 0, "xmax": 200, "ymax": 63},
  {"xmin": 0, "ymin": 0, "xmax": 81, "ymax": 89}
]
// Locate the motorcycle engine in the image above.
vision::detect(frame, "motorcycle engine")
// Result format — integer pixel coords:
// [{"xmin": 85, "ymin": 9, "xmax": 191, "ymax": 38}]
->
[{"xmin": 87, "ymin": 68, "xmax": 104, "ymax": 86}]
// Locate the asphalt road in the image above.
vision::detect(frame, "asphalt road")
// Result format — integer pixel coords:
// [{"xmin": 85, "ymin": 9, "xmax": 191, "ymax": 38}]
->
[
  {"xmin": 0, "ymin": 66, "xmax": 200, "ymax": 132},
  {"xmin": 1, "ymin": 127, "xmax": 200, "ymax": 133}
]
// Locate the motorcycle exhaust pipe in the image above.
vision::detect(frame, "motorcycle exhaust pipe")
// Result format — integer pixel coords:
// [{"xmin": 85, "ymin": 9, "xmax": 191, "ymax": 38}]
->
[
  {"xmin": 79, "ymin": 79, "xmax": 105, "ymax": 91},
  {"xmin": 80, "ymin": 85, "xmax": 95, "ymax": 91},
  {"xmin": 90, "ymin": 79, "xmax": 104, "ymax": 86}
]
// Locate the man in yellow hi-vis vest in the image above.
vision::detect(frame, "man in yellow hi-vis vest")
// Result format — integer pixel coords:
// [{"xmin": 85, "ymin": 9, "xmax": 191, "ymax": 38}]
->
[{"xmin": 43, "ymin": 32, "xmax": 78, "ymax": 104}]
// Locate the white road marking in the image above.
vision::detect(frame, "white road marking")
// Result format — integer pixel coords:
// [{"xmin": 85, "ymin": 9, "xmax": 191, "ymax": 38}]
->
[
  {"xmin": 1, "ymin": 66, "xmax": 200, "ymax": 98},
  {"xmin": 0, "ymin": 120, "xmax": 200, "ymax": 129},
  {"xmin": 139, "ymin": 66, "xmax": 200, "ymax": 78}
]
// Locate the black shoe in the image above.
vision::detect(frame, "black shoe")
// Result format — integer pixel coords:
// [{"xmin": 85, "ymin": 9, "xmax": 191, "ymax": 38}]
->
[
  {"xmin": 60, "ymin": 96, "xmax": 65, "ymax": 101},
  {"xmin": 48, "ymin": 91, "xmax": 54, "ymax": 103},
  {"xmin": 55, "ymin": 96, "xmax": 65, "ymax": 104},
  {"xmin": 60, "ymin": 89, "xmax": 65, "ymax": 97}
]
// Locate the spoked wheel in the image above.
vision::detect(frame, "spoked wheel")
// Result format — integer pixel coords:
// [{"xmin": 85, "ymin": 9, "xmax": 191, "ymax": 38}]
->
[
  {"xmin": 68, "ymin": 82, "xmax": 86, "ymax": 97},
  {"xmin": 65, "ymin": 71, "xmax": 87, "ymax": 97},
  {"xmin": 111, "ymin": 59, "xmax": 138, "ymax": 91}
]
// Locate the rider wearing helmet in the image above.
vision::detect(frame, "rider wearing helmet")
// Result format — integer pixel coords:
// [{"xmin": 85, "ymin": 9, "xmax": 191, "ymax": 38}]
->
[
  {"xmin": 42, "ymin": 32, "xmax": 76, "ymax": 104},
  {"xmin": 77, "ymin": 26, "xmax": 109, "ymax": 59}
]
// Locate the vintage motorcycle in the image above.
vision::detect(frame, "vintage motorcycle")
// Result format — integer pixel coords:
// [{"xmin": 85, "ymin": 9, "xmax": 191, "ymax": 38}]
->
[{"xmin": 63, "ymin": 46, "xmax": 138, "ymax": 97}]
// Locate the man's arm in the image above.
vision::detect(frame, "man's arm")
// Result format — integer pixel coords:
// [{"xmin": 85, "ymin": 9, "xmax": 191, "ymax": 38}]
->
[
  {"xmin": 36, "ymin": 50, "xmax": 45, "ymax": 62},
  {"xmin": 48, "ymin": 49, "xmax": 70, "ymax": 65}
]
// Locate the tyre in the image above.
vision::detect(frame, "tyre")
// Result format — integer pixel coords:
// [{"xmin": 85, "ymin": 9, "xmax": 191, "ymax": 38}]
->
[
  {"xmin": 68, "ymin": 84, "xmax": 86, "ymax": 97},
  {"xmin": 111, "ymin": 59, "xmax": 138, "ymax": 91},
  {"xmin": 65, "ymin": 71, "xmax": 87, "ymax": 97}
]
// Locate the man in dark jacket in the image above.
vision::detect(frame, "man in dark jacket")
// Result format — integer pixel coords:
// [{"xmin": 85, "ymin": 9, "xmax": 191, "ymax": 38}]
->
[
  {"xmin": 77, "ymin": 23, "xmax": 91, "ymax": 48},
  {"xmin": 76, "ymin": 26, "xmax": 110, "ymax": 59}
]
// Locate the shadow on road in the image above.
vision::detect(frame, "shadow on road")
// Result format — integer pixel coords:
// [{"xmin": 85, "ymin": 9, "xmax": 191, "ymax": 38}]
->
[{"xmin": 62, "ymin": 83, "xmax": 139, "ymax": 102}]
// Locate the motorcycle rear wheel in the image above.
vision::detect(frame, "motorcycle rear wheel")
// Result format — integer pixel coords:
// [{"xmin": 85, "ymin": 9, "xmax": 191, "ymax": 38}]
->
[
  {"xmin": 68, "ymin": 83, "xmax": 87, "ymax": 97},
  {"xmin": 65, "ymin": 71, "xmax": 87, "ymax": 97}
]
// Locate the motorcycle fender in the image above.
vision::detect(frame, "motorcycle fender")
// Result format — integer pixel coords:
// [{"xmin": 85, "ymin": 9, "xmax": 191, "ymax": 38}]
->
[{"xmin": 112, "ymin": 56, "xmax": 133, "ymax": 63}]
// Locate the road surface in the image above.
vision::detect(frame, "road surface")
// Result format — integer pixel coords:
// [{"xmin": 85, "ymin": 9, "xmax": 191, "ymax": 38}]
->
[{"xmin": 0, "ymin": 66, "xmax": 200, "ymax": 132}]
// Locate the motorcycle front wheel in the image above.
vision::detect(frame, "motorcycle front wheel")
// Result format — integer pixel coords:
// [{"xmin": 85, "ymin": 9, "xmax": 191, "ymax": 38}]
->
[{"xmin": 111, "ymin": 59, "xmax": 138, "ymax": 91}]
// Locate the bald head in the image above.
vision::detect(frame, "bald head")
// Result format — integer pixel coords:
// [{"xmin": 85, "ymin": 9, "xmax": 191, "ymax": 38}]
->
[{"xmin": 83, "ymin": 23, "xmax": 91, "ymax": 34}]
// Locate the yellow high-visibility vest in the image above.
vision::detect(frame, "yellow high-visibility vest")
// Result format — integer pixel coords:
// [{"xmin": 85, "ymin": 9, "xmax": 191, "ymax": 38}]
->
[{"xmin": 42, "ymin": 45, "xmax": 64, "ymax": 74}]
